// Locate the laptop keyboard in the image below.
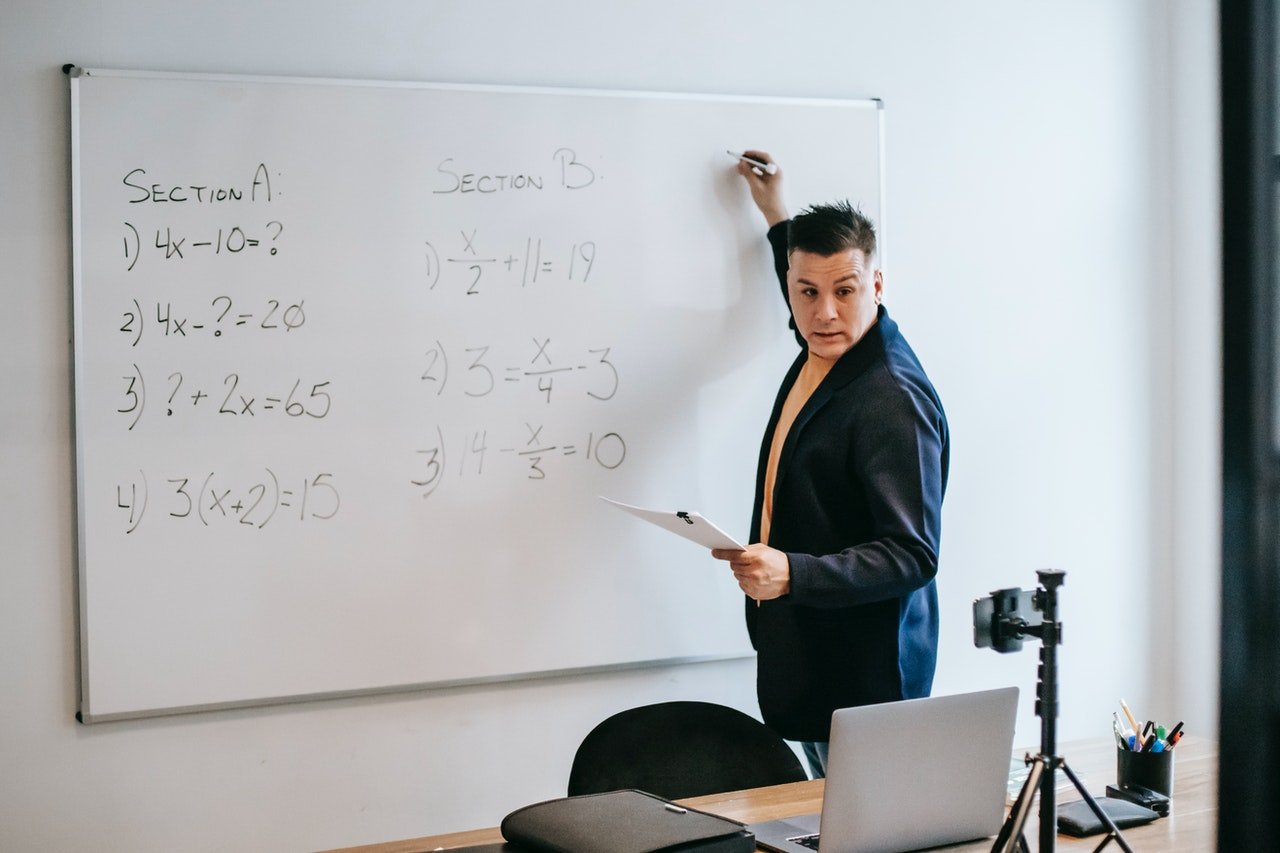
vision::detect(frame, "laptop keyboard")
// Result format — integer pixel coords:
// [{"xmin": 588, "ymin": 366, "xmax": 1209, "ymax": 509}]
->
[{"xmin": 787, "ymin": 833, "xmax": 821, "ymax": 850}]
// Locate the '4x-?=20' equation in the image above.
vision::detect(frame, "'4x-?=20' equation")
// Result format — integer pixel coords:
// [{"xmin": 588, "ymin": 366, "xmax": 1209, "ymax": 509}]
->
[{"xmin": 119, "ymin": 296, "xmax": 306, "ymax": 346}]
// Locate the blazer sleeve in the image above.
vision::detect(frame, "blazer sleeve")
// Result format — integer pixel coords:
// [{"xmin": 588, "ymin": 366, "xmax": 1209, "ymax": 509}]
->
[
  {"xmin": 766, "ymin": 220, "xmax": 806, "ymax": 349},
  {"xmin": 785, "ymin": 381, "xmax": 947, "ymax": 608}
]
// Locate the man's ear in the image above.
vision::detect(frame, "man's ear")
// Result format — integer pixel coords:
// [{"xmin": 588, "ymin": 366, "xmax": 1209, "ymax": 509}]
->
[{"xmin": 873, "ymin": 269, "xmax": 884, "ymax": 304}]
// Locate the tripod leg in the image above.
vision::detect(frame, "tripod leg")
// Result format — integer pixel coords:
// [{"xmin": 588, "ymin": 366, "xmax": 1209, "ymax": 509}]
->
[
  {"xmin": 1057, "ymin": 760, "xmax": 1135, "ymax": 853},
  {"xmin": 990, "ymin": 756, "xmax": 1044, "ymax": 853}
]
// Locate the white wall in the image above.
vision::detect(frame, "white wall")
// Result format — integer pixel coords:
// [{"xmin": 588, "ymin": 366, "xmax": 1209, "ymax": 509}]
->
[
  {"xmin": 0, "ymin": 1, "xmax": 1219, "ymax": 851},
  {"xmin": 1164, "ymin": 0, "xmax": 1222, "ymax": 736}
]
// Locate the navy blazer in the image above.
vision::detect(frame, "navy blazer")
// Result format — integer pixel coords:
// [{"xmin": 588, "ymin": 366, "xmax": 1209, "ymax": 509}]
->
[{"xmin": 746, "ymin": 223, "xmax": 949, "ymax": 742}]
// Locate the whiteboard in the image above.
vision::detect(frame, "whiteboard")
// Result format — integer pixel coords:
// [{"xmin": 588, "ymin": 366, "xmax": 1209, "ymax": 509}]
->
[{"xmin": 69, "ymin": 68, "xmax": 885, "ymax": 722}]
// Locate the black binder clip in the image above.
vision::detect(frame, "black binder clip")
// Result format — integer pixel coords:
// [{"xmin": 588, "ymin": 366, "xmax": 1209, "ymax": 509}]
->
[{"xmin": 675, "ymin": 511, "xmax": 694, "ymax": 525}]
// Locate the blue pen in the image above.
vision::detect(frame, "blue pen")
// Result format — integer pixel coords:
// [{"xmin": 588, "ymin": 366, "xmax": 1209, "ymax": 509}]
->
[{"xmin": 1151, "ymin": 739, "xmax": 1165, "ymax": 753}]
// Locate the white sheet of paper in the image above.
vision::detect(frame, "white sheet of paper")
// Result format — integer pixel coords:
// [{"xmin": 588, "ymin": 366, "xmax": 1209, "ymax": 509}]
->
[{"xmin": 600, "ymin": 496, "xmax": 745, "ymax": 551}]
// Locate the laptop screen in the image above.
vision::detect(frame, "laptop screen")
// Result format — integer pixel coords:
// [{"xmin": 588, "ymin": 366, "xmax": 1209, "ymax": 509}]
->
[
  {"xmin": 818, "ymin": 687, "xmax": 1020, "ymax": 851},
  {"xmin": 750, "ymin": 687, "xmax": 1019, "ymax": 853}
]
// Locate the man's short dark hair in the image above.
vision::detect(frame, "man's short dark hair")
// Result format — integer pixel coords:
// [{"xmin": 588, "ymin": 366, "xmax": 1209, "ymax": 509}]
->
[{"xmin": 787, "ymin": 200, "xmax": 877, "ymax": 261}]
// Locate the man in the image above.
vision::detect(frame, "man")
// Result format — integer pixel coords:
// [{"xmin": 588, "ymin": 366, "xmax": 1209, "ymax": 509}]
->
[{"xmin": 712, "ymin": 151, "xmax": 949, "ymax": 778}]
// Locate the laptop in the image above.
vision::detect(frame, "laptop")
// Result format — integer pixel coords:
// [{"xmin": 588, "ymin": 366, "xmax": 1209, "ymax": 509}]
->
[{"xmin": 750, "ymin": 687, "xmax": 1019, "ymax": 853}]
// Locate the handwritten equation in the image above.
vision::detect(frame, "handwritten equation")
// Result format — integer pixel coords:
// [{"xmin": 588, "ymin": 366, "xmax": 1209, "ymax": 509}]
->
[
  {"xmin": 116, "ymin": 365, "xmax": 332, "ymax": 429},
  {"xmin": 113, "ymin": 468, "xmax": 339, "ymax": 534},
  {"xmin": 118, "ymin": 296, "xmax": 306, "ymax": 345},
  {"xmin": 423, "ymin": 229, "xmax": 597, "ymax": 294},
  {"xmin": 420, "ymin": 337, "xmax": 617, "ymax": 403},
  {"xmin": 121, "ymin": 221, "xmax": 285, "ymax": 270},
  {"xmin": 411, "ymin": 423, "xmax": 626, "ymax": 498},
  {"xmin": 93, "ymin": 152, "xmax": 639, "ymax": 523},
  {"xmin": 117, "ymin": 162, "xmax": 283, "ymax": 271}
]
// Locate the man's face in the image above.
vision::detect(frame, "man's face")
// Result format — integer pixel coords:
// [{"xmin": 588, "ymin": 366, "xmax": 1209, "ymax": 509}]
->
[{"xmin": 786, "ymin": 248, "xmax": 883, "ymax": 360}]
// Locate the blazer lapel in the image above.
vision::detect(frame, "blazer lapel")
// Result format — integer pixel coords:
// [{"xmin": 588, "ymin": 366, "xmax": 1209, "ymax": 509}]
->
[{"xmin": 773, "ymin": 308, "xmax": 895, "ymax": 493}]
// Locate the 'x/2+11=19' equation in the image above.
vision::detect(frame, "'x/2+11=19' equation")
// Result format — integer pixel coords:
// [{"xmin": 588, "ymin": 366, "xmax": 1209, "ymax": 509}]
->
[{"xmin": 424, "ymin": 230, "xmax": 598, "ymax": 295}]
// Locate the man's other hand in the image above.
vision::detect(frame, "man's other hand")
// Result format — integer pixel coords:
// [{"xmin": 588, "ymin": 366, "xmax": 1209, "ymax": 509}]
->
[{"xmin": 712, "ymin": 543, "xmax": 791, "ymax": 601}]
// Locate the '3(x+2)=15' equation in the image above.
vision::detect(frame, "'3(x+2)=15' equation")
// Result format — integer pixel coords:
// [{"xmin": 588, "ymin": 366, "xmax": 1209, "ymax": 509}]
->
[{"xmin": 113, "ymin": 468, "xmax": 338, "ymax": 535}]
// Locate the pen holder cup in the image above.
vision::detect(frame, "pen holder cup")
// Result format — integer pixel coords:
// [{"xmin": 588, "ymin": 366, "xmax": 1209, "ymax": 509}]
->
[{"xmin": 1116, "ymin": 746, "xmax": 1174, "ymax": 798}]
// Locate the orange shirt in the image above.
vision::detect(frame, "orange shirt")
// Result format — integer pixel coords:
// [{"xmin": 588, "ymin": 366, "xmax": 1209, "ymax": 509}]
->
[{"xmin": 760, "ymin": 352, "xmax": 835, "ymax": 546}]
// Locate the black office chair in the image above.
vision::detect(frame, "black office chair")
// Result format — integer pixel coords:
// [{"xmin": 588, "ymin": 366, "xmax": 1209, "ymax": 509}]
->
[{"xmin": 567, "ymin": 700, "xmax": 808, "ymax": 799}]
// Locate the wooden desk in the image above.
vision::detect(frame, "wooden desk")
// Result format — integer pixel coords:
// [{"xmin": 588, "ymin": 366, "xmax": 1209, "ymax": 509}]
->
[{"xmin": 324, "ymin": 737, "xmax": 1215, "ymax": 853}]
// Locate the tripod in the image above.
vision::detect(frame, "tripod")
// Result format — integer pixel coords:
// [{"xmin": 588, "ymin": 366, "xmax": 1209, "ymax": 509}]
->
[{"xmin": 984, "ymin": 571, "xmax": 1134, "ymax": 853}]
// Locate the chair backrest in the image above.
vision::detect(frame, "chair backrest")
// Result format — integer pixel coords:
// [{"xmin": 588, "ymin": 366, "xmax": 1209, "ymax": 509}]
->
[{"xmin": 567, "ymin": 700, "xmax": 808, "ymax": 799}]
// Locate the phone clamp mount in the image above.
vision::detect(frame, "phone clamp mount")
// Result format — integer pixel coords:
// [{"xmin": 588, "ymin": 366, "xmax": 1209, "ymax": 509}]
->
[{"xmin": 974, "ymin": 569, "xmax": 1134, "ymax": 853}]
